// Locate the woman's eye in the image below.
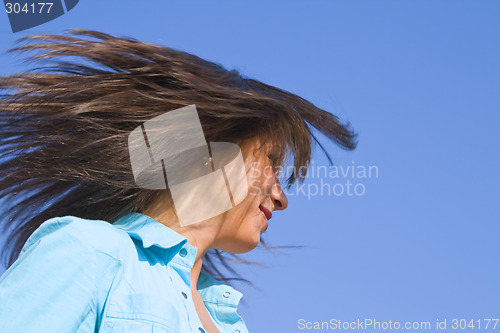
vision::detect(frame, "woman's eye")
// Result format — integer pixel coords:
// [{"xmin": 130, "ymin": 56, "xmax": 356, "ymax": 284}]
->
[
  {"xmin": 267, "ymin": 155, "xmax": 278, "ymax": 165},
  {"xmin": 267, "ymin": 155, "xmax": 282, "ymax": 172}
]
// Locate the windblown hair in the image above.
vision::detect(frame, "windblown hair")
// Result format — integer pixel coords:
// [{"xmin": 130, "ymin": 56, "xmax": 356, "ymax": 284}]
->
[{"xmin": 0, "ymin": 29, "xmax": 356, "ymax": 286}]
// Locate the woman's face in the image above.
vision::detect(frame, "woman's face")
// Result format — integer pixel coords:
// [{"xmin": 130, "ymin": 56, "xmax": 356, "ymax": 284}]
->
[{"xmin": 212, "ymin": 137, "xmax": 288, "ymax": 254}]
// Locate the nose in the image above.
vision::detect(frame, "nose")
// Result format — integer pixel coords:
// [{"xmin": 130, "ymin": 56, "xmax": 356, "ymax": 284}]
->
[{"xmin": 271, "ymin": 181, "xmax": 288, "ymax": 211}]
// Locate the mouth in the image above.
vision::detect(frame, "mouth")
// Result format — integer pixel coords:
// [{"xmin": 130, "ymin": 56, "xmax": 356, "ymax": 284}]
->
[{"xmin": 259, "ymin": 205, "xmax": 272, "ymax": 221}]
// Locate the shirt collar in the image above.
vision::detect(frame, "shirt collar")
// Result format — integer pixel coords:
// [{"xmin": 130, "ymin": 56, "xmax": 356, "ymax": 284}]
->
[
  {"xmin": 112, "ymin": 212, "xmax": 187, "ymax": 250},
  {"xmin": 111, "ymin": 212, "xmax": 244, "ymax": 307}
]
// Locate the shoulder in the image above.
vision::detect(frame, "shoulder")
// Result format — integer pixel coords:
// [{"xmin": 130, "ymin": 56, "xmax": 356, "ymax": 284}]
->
[
  {"xmin": 21, "ymin": 215, "xmax": 135, "ymax": 261},
  {"xmin": 0, "ymin": 216, "xmax": 131, "ymax": 331}
]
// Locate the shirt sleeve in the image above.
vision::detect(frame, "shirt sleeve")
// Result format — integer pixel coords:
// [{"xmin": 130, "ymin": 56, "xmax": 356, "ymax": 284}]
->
[{"xmin": 0, "ymin": 224, "xmax": 122, "ymax": 333}]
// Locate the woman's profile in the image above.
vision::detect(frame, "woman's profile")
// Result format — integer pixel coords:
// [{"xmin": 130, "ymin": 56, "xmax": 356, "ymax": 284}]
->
[{"xmin": 0, "ymin": 29, "xmax": 356, "ymax": 332}]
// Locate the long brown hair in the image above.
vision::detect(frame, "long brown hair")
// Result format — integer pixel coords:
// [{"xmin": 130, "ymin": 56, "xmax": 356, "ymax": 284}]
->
[{"xmin": 0, "ymin": 29, "xmax": 356, "ymax": 287}]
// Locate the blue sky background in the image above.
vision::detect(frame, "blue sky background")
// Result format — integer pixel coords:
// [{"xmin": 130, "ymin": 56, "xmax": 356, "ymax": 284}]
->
[{"xmin": 1, "ymin": 1, "xmax": 499, "ymax": 332}]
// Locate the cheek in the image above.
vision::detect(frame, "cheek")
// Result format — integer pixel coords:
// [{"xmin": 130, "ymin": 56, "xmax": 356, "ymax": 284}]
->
[
  {"xmin": 245, "ymin": 163, "xmax": 275, "ymax": 198},
  {"xmin": 244, "ymin": 166, "xmax": 263, "ymax": 197}
]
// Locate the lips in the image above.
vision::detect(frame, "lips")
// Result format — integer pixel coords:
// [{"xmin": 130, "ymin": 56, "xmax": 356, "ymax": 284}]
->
[{"xmin": 259, "ymin": 205, "xmax": 272, "ymax": 221}]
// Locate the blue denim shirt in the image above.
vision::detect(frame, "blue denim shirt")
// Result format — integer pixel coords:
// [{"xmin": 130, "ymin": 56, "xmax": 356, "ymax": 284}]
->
[{"xmin": 0, "ymin": 213, "xmax": 249, "ymax": 333}]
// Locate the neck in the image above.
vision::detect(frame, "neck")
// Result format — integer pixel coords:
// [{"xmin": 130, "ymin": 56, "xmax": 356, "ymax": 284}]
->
[
  {"xmin": 170, "ymin": 225, "xmax": 212, "ymax": 292},
  {"xmin": 142, "ymin": 202, "xmax": 217, "ymax": 292}
]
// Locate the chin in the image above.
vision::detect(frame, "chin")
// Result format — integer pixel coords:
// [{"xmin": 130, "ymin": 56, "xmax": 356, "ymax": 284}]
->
[
  {"xmin": 227, "ymin": 236, "xmax": 261, "ymax": 254},
  {"xmin": 245, "ymin": 237, "xmax": 261, "ymax": 252}
]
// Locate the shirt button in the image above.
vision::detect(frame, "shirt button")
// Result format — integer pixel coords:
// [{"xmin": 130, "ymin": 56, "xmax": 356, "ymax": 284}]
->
[
  {"xmin": 181, "ymin": 291, "xmax": 188, "ymax": 299},
  {"xmin": 179, "ymin": 248, "xmax": 187, "ymax": 257},
  {"xmin": 223, "ymin": 291, "xmax": 231, "ymax": 298},
  {"xmin": 233, "ymin": 330, "xmax": 241, "ymax": 333},
  {"xmin": 198, "ymin": 327, "xmax": 206, "ymax": 333}
]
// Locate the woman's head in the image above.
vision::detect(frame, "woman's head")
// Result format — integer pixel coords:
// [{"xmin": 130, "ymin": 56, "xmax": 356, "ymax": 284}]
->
[
  {"xmin": 0, "ymin": 29, "xmax": 356, "ymax": 283},
  {"xmin": 143, "ymin": 135, "xmax": 288, "ymax": 254}
]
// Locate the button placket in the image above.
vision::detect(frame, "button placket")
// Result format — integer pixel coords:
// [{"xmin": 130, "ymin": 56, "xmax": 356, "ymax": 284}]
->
[{"xmin": 170, "ymin": 249, "xmax": 203, "ymax": 333}]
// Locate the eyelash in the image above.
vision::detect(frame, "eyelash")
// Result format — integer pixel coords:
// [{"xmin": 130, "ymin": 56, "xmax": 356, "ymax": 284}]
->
[{"xmin": 267, "ymin": 155, "xmax": 281, "ymax": 168}]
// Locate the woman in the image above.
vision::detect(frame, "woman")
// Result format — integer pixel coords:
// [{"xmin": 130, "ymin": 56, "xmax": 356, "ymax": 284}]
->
[{"xmin": 0, "ymin": 29, "xmax": 356, "ymax": 332}]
